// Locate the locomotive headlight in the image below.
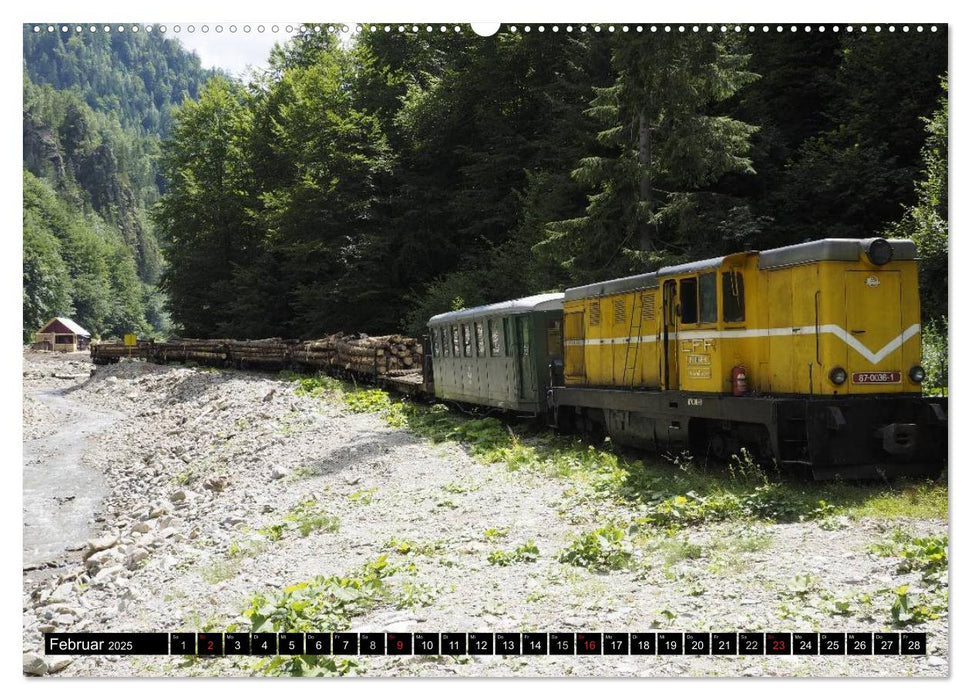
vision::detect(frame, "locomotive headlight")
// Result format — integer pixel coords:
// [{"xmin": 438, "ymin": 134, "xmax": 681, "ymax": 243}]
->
[
  {"xmin": 864, "ymin": 237, "xmax": 894, "ymax": 266},
  {"xmin": 909, "ymin": 365, "xmax": 926, "ymax": 383},
  {"xmin": 829, "ymin": 366, "xmax": 848, "ymax": 385}
]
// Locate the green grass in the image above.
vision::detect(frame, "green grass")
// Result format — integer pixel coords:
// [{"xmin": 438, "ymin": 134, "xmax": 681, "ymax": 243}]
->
[
  {"xmin": 655, "ymin": 536, "xmax": 705, "ymax": 565},
  {"xmin": 201, "ymin": 559, "xmax": 241, "ymax": 585}
]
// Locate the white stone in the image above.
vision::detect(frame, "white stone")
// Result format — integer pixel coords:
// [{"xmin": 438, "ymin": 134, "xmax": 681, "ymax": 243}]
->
[
  {"xmin": 83, "ymin": 534, "xmax": 119, "ymax": 559},
  {"xmin": 84, "ymin": 548, "xmax": 122, "ymax": 573},
  {"xmin": 125, "ymin": 548, "xmax": 150, "ymax": 570},
  {"xmin": 23, "ymin": 653, "xmax": 47, "ymax": 676},
  {"xmin": 48, "ymin": 658, "xmax": 73, "ymax": 674}
]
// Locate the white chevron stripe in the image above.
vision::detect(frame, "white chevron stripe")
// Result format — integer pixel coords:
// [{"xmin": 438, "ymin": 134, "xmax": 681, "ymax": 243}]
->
[{"xmin": 566, "ymin": 324, "xmax": 921, "ymax": 366}]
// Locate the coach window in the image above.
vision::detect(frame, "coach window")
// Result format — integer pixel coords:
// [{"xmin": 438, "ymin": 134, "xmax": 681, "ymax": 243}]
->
[
  {"xmin": 679, "ymin": 278, "xmax": 698, "ymax": 324},
  {"xmin": 503, "ymin": 317, "xmax": 514, "ymax": 356},
  {"xmin": 489, "ymin": 319, "xmax": 502, "ymax": 356},
  {"xmin": 451, "ymin": 325, "xmax": 461, "ymax": 356},
  {"xmin": 723, "ymin": 271, "xmax": 745, "ymax": 323},
  {"xmin": 432, "ymin": 330, "xmax": 440, "ymax": 357},
  {"xmin": 462, "ymin": 323, "xmax": 472, "ymax": 357},
  {"xmin": 699, "ymin": 272, "xmax": 717, "ymax": 324},
  {"xmin": 474, "ymin": 321, "xmax": 485, "ymax": 356},
  {"xmin": 442, "ymin": 328, "xmax": 451, "ymax": 356}
]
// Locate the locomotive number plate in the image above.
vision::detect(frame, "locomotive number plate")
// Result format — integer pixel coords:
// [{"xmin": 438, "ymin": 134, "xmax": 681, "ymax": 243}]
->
[{"xmin": 852, "ymin": 372, "xmax": 901, "ymax": 384}]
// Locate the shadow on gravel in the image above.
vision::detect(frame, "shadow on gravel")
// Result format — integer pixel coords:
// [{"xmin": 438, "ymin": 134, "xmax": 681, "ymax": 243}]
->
[{"xmin": 302, "ymin": 428, "xmax": 420, "ymax": 478}]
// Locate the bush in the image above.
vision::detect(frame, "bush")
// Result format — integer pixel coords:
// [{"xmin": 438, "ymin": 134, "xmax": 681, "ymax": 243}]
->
[
  {"xmin": 559, "ymin": 525, "xmax": 633, "ymax": 571},
  {"xmin": 921, "ymin": 318, "xmax": 948, "ymax": 393}
]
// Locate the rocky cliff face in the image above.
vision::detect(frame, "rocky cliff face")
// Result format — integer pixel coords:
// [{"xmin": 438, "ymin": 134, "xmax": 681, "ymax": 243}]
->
[{"xmin": 23, "ymin": 104, "xmax": 160, "ymax": 285}]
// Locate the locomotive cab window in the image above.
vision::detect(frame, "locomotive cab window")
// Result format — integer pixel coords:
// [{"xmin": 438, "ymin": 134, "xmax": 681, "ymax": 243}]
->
[
  {"xmin": 679, "ymin": 278, "xmax": 698, "ymax": 324},
  {"xmin": 699, "ymin": 272, "xmax": 717, "ymax": 324},
  {"xmin": 722, "ymin": 271, "xmax": 745, "ymax": 323}
]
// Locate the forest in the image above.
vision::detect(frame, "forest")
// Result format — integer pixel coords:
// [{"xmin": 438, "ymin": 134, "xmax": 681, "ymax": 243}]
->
[
  {"xmin": 22, "ymin": 28, "xmax": 215, "ymax": 340},
  {"xmin": 23, "ymin": 26, "xmax": 948, "ymax": 353}
]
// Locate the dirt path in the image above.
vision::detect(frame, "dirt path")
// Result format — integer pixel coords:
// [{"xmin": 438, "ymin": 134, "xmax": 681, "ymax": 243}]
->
[
  {"xmin": 23, "ymin": 388, "xmax": 121, "ymax": 571},
  {"xmin": 21, "ymin": 351, "xmax": 948, "ymax": 678}
]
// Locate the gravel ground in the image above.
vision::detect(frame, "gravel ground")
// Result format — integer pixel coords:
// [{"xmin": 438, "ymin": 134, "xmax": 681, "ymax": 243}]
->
[{"xmin": 21, "ymin": 350, "xmax": 949, "ymax": 678}]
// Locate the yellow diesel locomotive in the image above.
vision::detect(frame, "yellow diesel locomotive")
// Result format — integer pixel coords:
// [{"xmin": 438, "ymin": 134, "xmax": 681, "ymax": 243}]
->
[{"xmin": 549, "ymin": 238, "xmax": 947, "ymax": 478}]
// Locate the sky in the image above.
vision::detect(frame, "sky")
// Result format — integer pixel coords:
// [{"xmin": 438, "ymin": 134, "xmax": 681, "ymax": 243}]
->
[
  {"xmin": 171, "ymin": 22, "xmax": 498, "ymax": 75},
  {"xmin": 171, "ymin": 24, "xmax": 299, "ymax": 77}
]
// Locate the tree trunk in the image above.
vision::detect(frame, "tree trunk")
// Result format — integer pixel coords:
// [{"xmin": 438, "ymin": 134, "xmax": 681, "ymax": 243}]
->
[{"xmin": 638, "ymin": 109, "xmax": 654, "ymax": 252}]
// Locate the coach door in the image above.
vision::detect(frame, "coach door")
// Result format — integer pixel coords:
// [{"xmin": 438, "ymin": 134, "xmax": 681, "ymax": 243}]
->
[{"xmin": 662, "ymin": 279, "xmax": 680, "ymax": 390}]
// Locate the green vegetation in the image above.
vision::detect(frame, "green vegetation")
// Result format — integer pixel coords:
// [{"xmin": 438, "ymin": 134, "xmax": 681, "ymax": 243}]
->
[
  {"xmin": 487, "ymin": 541, "xmax": 540, "ymax": 566},
  {"xmin": 483, "ymin": 527, "xmax": 510, "ymax": 542},
  {"xmin": 655, "ymin": 536, "xmax": 705, "ymax": 566},
  {"xmin": 559, "ymin": 524, "xmax": 634, "ymax": 572},
  {"xmin": 142, "ymin": 29, "xmax": 945, "ymax": 338},
  {"xmin": 285, "ymin": 499, "xmax": 341, "ymax": 537},
  {"xmin": 871, "ymin": 530, "xmax": 948, "ymax": 584},
  {"xmin": 287, "ymin": 372, "xmax": 344, "ymax": 398},
  {"xmin": 384, "ymin": 537, "xmax": 445, "ymax": 557},
  {"xmin": 348, "ymin": 487, "xmax": 378, "ymax": 505},
  {"xmin": 23, "ymin": 30, "xmax": 215, "ymax": 339},
  {"xmin": 257, "ymin": 498, "xmax": 340, "ymax": 542},
  {"xmin": 889, "ymin": 584, "xmax": 947, "ymax": 626},
  {"xmin": 343, "ymin": 389, "xmax": 393, "ymax": 414},
  {"xmin": 282, "ymin": 373, "xmax": 399, "ymax": 416},
  {"xmin": 23, "ymin": 169, "xmax": 150, "ymax": 339},
  {"xmin": 393, "ymin": 581, "xmax": 437, "ymax": 610},
  {"xmin": 203, "ymin": 537, "xmax": 272, "ymax": 584},
  {"xmin": 244, "ymin": 556, "xmax": 392, "ymax": 676}
]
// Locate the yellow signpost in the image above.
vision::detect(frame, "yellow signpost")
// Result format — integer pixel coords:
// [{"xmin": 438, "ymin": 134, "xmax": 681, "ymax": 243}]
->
[{"xmin": 124, "ymin": 333, "xmax": 136, "ymax": 358}]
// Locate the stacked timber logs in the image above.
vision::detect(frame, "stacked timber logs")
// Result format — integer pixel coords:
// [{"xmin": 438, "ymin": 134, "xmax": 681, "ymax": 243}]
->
[
  {"xmin": 157, "ymin": 338, "xmax": 231, "ymax": 364},
  {"xmin": 296, "ymin": 333, "xmax": 422, "ymax": 376},
  {"xmin": 231, "ymin": 338, "xmax": 299, "ymax": 368},
  {"xmin": 90, "ymin": 334, "xmax": 424, "ymax": 379},
  {"xmin": 90, "ymin": 341, "xmax": 150, "ymax": 364}
]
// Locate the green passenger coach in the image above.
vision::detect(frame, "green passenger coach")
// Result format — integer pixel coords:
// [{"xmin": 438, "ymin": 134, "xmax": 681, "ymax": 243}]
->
[{"xmin": 428, "ymin": 293, "xmax": 565, "ymax": 414}]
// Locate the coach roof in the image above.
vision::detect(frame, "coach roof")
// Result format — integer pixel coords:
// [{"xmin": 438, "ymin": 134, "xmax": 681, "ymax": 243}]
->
[{"xmin": 428, "ymin": 293, "xmax": 564, "ymax": 325}]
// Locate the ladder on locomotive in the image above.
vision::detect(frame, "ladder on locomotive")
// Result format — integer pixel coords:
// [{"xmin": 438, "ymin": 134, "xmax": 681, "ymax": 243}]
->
[{"xmin": 621, "ymin": 292, "xmax": 644, "ymax": 388}]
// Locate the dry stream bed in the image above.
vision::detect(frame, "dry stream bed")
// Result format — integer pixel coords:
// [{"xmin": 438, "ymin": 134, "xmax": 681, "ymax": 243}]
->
[{"xmin": 21, "ymin": 350, "xmax": 949, "ymax": 678}]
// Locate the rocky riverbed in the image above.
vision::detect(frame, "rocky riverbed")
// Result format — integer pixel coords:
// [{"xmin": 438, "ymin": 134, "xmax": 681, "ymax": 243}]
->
[{"xmin": 22, "ymin": 350, "xmax": 949, "ymax": 678}]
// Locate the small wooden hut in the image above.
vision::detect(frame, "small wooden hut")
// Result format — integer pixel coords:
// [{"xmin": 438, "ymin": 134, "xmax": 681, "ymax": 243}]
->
[{"xmin": 33, "ymin": 317, "xmax": 91, "ymax": 352}]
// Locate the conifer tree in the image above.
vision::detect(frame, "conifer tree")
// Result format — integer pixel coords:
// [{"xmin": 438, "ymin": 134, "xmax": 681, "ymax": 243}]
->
[{"xmin": 541, "ymin": 33, "xmax": 759, "ymax": 282}]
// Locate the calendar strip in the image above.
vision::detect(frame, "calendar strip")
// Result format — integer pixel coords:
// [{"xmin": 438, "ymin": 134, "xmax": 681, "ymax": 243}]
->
[{"xmin": 44, "ymin": 632, "xmax": 927, "ymax": 656}]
